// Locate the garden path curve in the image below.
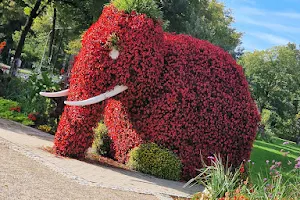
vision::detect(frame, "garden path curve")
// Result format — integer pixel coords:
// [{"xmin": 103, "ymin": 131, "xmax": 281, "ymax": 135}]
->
[{"xmin": 0, "ymin": 119, "xmax": 202, "ymax": 200}]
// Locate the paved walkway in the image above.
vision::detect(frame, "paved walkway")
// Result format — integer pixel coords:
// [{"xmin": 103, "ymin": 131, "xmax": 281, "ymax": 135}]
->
[
  {"xmin": 0, "ymin": 119, "xmax": 202, "ymax": 200},
  {"xmin": 0, "ymin": 138, "xmax": 157, "ymax": 200}
]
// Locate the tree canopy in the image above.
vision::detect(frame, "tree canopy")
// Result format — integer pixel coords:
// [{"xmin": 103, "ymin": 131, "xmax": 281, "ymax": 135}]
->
[
  {"xmin": 239, "ymin": 44, "xmax": 300, "ymax": 141},
  {"xmin": 0, "ymin": 0, "xmax": 243, "ymax": 74}
]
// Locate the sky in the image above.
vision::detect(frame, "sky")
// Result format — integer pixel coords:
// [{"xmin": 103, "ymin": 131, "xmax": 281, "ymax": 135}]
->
[{"xmin": 221, "ymin": 0, "xmax": 300, "ymax": 52}]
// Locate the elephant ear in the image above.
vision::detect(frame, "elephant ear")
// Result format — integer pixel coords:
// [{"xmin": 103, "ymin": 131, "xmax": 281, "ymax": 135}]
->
[{"xmin": 111, "ymin": 0, "xmax": 163, "ymax": 20}]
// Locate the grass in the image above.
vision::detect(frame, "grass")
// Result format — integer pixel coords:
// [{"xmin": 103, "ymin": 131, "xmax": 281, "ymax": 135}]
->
[{"xmin": 250, "ymin": 137, "xmax": 300, "ymax": 184}]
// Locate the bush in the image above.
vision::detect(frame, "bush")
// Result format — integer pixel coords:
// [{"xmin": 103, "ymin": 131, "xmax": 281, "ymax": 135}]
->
[
  {"xmin": 127, "ymin": 143, "xmax": 182, "ymax": 180},
  {"xmin": 0, "ymin": 98, "xmax": 34, "ymax": 125},
  {"xmin": 92, "ymin": 122, "xmax": 111, "ymax": 156},
  {"xmin": 2, "ymin": 72, "xmax": 62, "ymax": 129},
  {"xmin": 1, "ymin": 74, "xmax": 24, "ymax": 99}
]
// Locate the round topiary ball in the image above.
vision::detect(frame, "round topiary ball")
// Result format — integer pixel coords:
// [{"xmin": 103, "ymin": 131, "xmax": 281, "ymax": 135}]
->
[{"xmin": 127, "ymin": 143, "xmax": 182, "ymax": 180}]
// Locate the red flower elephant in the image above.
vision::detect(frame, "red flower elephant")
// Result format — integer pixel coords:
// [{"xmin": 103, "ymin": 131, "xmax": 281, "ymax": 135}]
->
[{"xmin": 41, "ymin": 5, "xmax": 260, "ymax": 179}]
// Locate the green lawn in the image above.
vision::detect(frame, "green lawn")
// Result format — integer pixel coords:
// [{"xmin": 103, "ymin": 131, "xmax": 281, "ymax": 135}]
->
[{"xmin": 250, "ymin": 137, "xmax": 300, "ymax": 183}]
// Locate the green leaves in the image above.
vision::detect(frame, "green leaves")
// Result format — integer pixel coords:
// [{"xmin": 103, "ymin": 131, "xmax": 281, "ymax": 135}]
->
[
  {"xmin": 0, "ymin": 98, "xmax": 34, "ymax": 125},
  {"xmin": 127, "ymin": 143, "xmax": 182, "ymax": 180},
  {"xmin": 23, "ymin": 6, "xmax": 32, "ymax": 16},
  {"xmin": 182, "ymin": 0, "xmax": 242, "ymax": 54},
  {"xmin": 112, "ymin": 0, "xmax": 163, "ymax": 20},
  {"xmin": 239, "ymin": 44, "xmax": 300, "ymax": 141},
  {"xmin": 185, "ymin": 155, "xmax": 242, "ymax": 199}
]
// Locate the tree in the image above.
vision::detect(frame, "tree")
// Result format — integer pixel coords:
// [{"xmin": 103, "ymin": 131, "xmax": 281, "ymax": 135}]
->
[
  {"xmin": 155, "ymin": 0, "xmax": 188, "ymax": 32},
  {"xmin": 0, "ymin": 0, "xmax": 26, "ymax": 64},
  {"xmin": 10, "ymin": 0, "xmax": 51, "ymax": 76},
  {"xmin": 8, "ymin": 0, "xmax": 109, "ymax": 76},
  {"xmin": 184, "ymin": 0, "xmax": 242, "ymax": 54},
  {"xmin": 12, "ymin": 5, "xmax": 54, "ymax": 68},
  {"xmin": 239, "ymin": 45, "xmax": 300, "ymax": 141},
  {"xmin": 156, "ymin": 0, "xmax": 242, "ymax": 55}
]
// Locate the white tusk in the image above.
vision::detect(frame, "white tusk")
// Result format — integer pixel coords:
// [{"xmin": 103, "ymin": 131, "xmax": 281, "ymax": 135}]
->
[
  {"xmin": 64, "ymin": 85, "xmax": 128, "ymax": 106},
  {"xmin": 40, "ymin": 89, "xmax": 69, "ymax": 97}
]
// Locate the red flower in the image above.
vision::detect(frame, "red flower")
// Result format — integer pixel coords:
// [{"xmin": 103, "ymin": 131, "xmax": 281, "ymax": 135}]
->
[
  {"xmin": 60, "ymin": 68, "xmax": 65, "ymax": 75},
  {"xmin": 10, "ymin": 106, "xmax": 21, "ymax": 112},
  {"xmin": 240, "ymin": 163, "xmax": 245, "ymax": 173},
  {"xmin": 0, "ymin": 41, "xmax": 6, "ymax": 48},
  {"xmin": 28, "ymin": 113, "xmax": 37, "ymax": 121}
]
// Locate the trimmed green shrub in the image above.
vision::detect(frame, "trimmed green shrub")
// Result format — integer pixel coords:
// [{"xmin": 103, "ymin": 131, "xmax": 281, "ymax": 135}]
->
[
  {"xmin": 0, "ymin": 98, "xmax": 34, "ymax": 125},
  {"xmin": 112, "ymin": 0, "xmax": 163, "ymax": 20},
  {"xmin": 92, "ymin": 122, "xmax": 111, "ymax": 156},
  {"xmin": 127, "ymin": 143, "xmax": 182, "ymax": 180}
]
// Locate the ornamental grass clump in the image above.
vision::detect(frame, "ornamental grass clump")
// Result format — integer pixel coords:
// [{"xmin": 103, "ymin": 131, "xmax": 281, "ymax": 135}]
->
[
  {"xmin": 185, "ymin": 155, "xmax": 242, "ymax": 199},
  {"xmin": 187, "ymin": 144, "xmax": 300, "ymax": 200}
]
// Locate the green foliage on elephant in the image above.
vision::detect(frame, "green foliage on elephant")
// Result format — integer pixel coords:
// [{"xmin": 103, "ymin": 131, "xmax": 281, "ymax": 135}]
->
[
  {"xmin": 92, "ymin": 121, "xmax": 111, "ymax": 157},
  {"xmin": 127, "ymin": 143, "xmax": 182, "ymax": 181},
  {"xmin": 239, "ymin": 44, "xmax": 300, "ymax": 141},
  {"xmin": 0, "ymin": 98, "xmax": 33, "ymax": 125},
  {"xmin": 112, "ymin": 0, "xmax": 163, "ymax": 19}
]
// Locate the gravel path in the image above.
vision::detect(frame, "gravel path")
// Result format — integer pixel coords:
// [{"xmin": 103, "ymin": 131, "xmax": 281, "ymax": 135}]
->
[{"xmin": 0, "ymin": 138, "xmax": 157, "ymax": 200}]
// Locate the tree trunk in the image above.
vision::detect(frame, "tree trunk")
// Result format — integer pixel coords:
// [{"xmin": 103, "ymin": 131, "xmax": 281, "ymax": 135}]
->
[
  {"xmin": 48, "ymin": 7, "xmax": 57, "ymax": 64},
  {"xmin": 258, "ymin": 103, "xmax": 267, "ymax": 140},
  {"xmin": 53, "ymin": 29, "xmax": 64, "ymax": 67},
  {"xmin": 9, "ymin": 0, "xmax": 43, "ymax": 76}
]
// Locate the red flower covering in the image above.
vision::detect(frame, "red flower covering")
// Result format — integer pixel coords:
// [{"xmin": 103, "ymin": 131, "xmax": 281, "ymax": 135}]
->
[
  {"xmin": 10, "ymin": 106, "xmax": 21, "ymax": 112},
  {"xmin": 53, "ymin": 5, "xmax": 260, "ymax": 179}
]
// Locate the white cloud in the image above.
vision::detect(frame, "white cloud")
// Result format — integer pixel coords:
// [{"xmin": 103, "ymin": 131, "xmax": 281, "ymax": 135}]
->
[
  {"xmin": 248, "ymin": 32, "xmax": 290, "ymax": 45},
  {"xmin": 221, "ymin": 0, "xmax": 300, "ymax": 51},
  {"xmin": 236, "ymin": 6, "xmax": 300, "ymax": 19},
  {"xmin": 231, "ymin": 0, "xmax": 257, "ymax": 6},
  {"xmin": 239, "ymin": 7, "xmax": 266, "ymax": 15},
  {"xmin": 275, "ymin": 11, "xmax": 300, "ymax": 19},
  {"xmin": 238, "ymin": 17, "xmax": 300, "ymax": 33}
]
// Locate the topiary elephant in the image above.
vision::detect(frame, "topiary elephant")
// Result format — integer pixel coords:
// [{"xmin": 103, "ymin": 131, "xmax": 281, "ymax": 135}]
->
[{"xmin": 41, "ymin": 5, "xmax": 260, "ymax": 179}]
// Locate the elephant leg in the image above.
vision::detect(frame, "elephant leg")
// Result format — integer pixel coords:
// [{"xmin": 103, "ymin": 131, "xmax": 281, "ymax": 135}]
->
[
  {"xmin": 104, "ymin": 99, "xmax": 142, "ymax": 163},
  {"xmin": 54, "ymin": 104, "xmax": 103, "ymax": 158}
]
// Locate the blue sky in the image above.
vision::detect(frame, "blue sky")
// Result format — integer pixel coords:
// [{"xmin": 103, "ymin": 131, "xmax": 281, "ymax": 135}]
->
[{"xmin": 221, "ymin": 0, "xmax": 300, "ymax": 51}]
